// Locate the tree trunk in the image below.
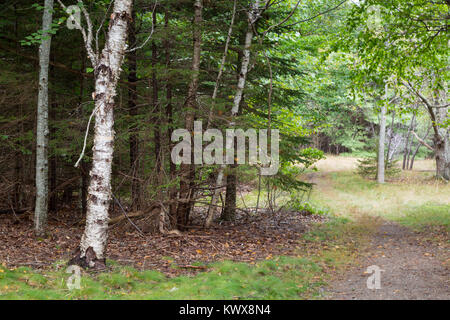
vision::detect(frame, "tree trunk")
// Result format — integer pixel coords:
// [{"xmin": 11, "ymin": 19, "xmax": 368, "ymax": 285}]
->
[
  {"xmin": 78, "ymin": 50, "xmax": 88, "ymax": 216},
  {"xmin": 402, "ymin": 113, "xmax": 416, "ymax": 170},
  {"xmin": 406, "ymin": 117, "xmax": 416, "ymax": 170},
  {"xmin": 164, "ymin": 10, "xmax": 177, "ymax": 229},
  {"xmin": 34, "ymin": 0, "xmax": 54, "ymax": 236},
  {"xmin": 176, "ymin": 0, "xmax": 203, "ymax": 230},
  {"xmin": 151, "ymin": 9, "xmax": 161, "ymax": 174},
  {"xmin": 434, "ymin": 93, "xmax": 450, "ymax": 180},
  {"xmin": 49, "ymin": 100, "xmax": 57, "ymax": 212},
  {"xmin": 222, "ymin": 165, "xmax": 237, "ymax": 221},
  {"xmin": 128, "ymin": 6, "xmax": 140, "ymax": 210},
  {"xmin": 385, "ymin": 110, "xmax": 395, "ymax": 164},
  {"xmin": 70, "ymin": 0, "xmax": 132, "ymax": 269},
  {"xmin": 205, "ymin": 3, "xmax": 258, "ymax": 226},
  {"xmin": 377, "ymin": 84, "xmax": 387, "ymax": 184},
  {"xmin": 409, "ymin": 126, "xmax": 432, "ymax": 170}
]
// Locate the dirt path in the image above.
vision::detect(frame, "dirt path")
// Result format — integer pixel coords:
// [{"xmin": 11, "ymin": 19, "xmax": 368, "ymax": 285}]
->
[{"xmin": 327, "ymin": 221, "xmax": 449, "ymax": 300}]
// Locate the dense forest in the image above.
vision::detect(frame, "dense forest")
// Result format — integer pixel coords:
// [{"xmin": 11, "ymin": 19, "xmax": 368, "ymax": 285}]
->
[{"xmin": 0, "ymin": 0, "xmax": 448, "ymax": 301}]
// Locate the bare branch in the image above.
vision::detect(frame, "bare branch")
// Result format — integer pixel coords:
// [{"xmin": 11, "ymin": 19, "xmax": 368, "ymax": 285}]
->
[
  {"xmin": 411, "ymin": 130, "xmax": 434, "ymax": 151},
  {"xmin": 57, "ymin": 0, "xmax": 97, "ymax": 64},
  {"xmin": 126, "ymin": 1, "xmax": 158, "ymax": 52},
  {"xmin": 95, "ymin": 0, "xmax": 114, "ymax": 53}
]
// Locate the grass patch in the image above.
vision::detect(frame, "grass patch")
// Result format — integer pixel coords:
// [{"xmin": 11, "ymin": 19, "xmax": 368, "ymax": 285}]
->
[
  {"xmin": 390, "ymin": 203, "xmax": 450, "ymax": 232},
  {"xmin": 0, "ymin": 256, "xmax": 327, "ymax": 300},
  {"xmin": 308, "ymin": 169, "xmax": 449, "ymax": 228}
]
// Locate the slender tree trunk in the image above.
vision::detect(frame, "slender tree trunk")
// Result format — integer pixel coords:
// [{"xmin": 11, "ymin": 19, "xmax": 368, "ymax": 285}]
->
[
  {"xmin": 222, "ymin": 166, "xmax": 237, "ymax": 221},
  {"xmin": 377, "ymin": 84, "xmax": 387, "ymax": 184},
  {"xmin": 49, "ymin": 100, "xmax": 57, "ymax": 212},
  {"xmin": 13, "ymin": 4, "xmax": 23, "ymax": 210},
  {"xmin": 409, "ymin": 126, "xmax": 432, "ymax": 170},
  {"xmin": 205, "ymin": 3, "xmax": 258, "ymax": 226},
  {"xmin": 34, "ymin": 0, "xmax": 54, "ymax": 236},
  {"xmin": 385, "ymin": 110, "xmax": 395, "ymax": 164},
  {"xmin": 49, "ymin": 54, "xmax": 57, "ymax": 212},
  {"xmin": 164, "ymin": 10, "xmax": 177, "ymax": 229},
  {"xmin": 176, "ymin": 0, "xmax": 203, "ymax": 230},
  {"xmin": 78, "ymin": 50, "xmax": 88, "ymax": 216},
  {"xmin": 151, "ymin": 9, "xmax": 161, "ymax": 173},
  {"xmin": 128, "ymin": 6, "xmax": 140, "ymax": 210},
  {"xmin": 402, "ymin": 113, "xmax": 416, "ymax": 170},
  {"xmin": 206, "ymin": 0, "xmax": 237, "ymax": 129},
  {"xmin": 405, "ymin": 118, "xmax": 416, "ymax": 170},
  {"xmin": 70, "ymin": 0, "xmax": 132, "ymax": 269}
]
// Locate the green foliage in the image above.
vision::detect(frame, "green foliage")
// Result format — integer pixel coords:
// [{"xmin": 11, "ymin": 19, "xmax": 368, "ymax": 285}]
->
[
  {"xmin": 286, "ymin": 199, "xmax": 328, "ymax": 216},
  {"xmin": 356, "ymin": 155, "xmax": 400, "ymax": 180}
]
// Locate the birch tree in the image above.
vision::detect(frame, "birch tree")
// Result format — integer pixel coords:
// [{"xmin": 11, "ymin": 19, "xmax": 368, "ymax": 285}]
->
[
  {"xmin": 34, "ymin": 0, "xmax": 54, "ymax": 236},
  {"xmin": 205, "ymin": 0, "xmax": 262, "ymax": 227},
  {"xmin": 60, "ymin": 0, "xmax": 133, "ymax": 268}
]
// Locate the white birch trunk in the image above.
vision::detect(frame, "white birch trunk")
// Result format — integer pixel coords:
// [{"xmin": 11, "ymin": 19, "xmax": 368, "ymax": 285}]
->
[
  {"xmin": 34, "ymin": 0, "xmax": 54, "ymax": 236},
  {"xmin": 205, "ymin": 3, "xmax": 258, "ymax": 227},
  {"xmin": 71, "ymin": 0, "xmax": 132, "ymax": 268}
]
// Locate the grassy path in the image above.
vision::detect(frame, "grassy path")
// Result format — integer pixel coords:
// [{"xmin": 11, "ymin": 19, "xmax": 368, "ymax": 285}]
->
[{"xmin": 305, "ymin": 157, "xmax": 449, "ymax": 300}]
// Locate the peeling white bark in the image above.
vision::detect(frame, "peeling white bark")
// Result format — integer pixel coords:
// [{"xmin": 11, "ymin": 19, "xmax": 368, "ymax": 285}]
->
[
  {"xmin": 76, "ymin": 0, "xmax": 132, "ymax": 265},
  {"xmin": 205, "ymin": 1, "xmax": 259, "ymax": 227},
  {"xmin": 34, "ymin": 0, "xmax": 54, "ymax": 236}
]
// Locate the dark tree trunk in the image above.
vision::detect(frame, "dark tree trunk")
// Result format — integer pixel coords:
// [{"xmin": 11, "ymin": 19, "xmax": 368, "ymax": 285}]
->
[
  {"xmin": 128, "ymin": 7, "xmax": 140, "ymax": 210},
  {"xmin": 152, "ymin": 9, "xmax": 161, "ymax": 173},
  {"xmin": 49, "ymin": 100, "xmax": 57, "ymax": 212},
  {"xmin": 164, "ymin": 10, "xmax": 177, "ymax": 228},
  {"xmin": 176, "ymin": 0, "xmax": 202, "ymax": 230},
  {"xmin": 78, "ymin": 50, "xmax": 88, "ymax": 216}
]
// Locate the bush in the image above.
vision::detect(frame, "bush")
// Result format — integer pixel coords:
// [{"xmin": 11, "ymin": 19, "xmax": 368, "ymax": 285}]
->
[
  {"xmin": 286, "ymin": 197, "xmax": 328, "ymax": 216},
  {"xmin": 356, "ymin": 156, "xmax": 400, "ymax": 179}
]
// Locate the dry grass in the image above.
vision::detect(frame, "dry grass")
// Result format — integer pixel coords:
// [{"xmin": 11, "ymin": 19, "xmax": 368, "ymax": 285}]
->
[
  {"xmin": 304, "ymin": 156, "xmax": 449, "ymax": 224},
  {"xmin": 311, "ymin": 155, "xmax": 360, "ymax": 172},
  {"xmin": 311, "ymin": 155, "xmax": 436, "ymax": 173}
]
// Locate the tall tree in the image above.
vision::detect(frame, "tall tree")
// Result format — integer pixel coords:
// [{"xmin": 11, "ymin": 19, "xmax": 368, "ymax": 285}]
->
[
  {"xmin": 207, "ymin": 0, "xmax": 261, "ymax": 225},
  {"xmin": 65, "ymin": 0, "xmax": 134, "ymax": 268},
  {"xmin": 176, "ymin": 0, "xmax": 203, "ymax": 230},
  {"xmin": 34, "ymin": 0, "xmax": 54, "ymax": 236},
  {"xmin": 127, "ymin": 4, "xmax": 140, "ymax": 210}
]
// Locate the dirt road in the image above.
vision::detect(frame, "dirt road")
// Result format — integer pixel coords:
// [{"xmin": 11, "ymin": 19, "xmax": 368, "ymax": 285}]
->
[{"xmin": 327, "ymin": 221, "xmax": 449, "ymax": 300}]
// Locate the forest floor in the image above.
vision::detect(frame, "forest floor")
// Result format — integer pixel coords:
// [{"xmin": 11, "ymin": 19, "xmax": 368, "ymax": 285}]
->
[{"xmin": 0, "ymin": 156, "xmax": 448, "ymax": 299}]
